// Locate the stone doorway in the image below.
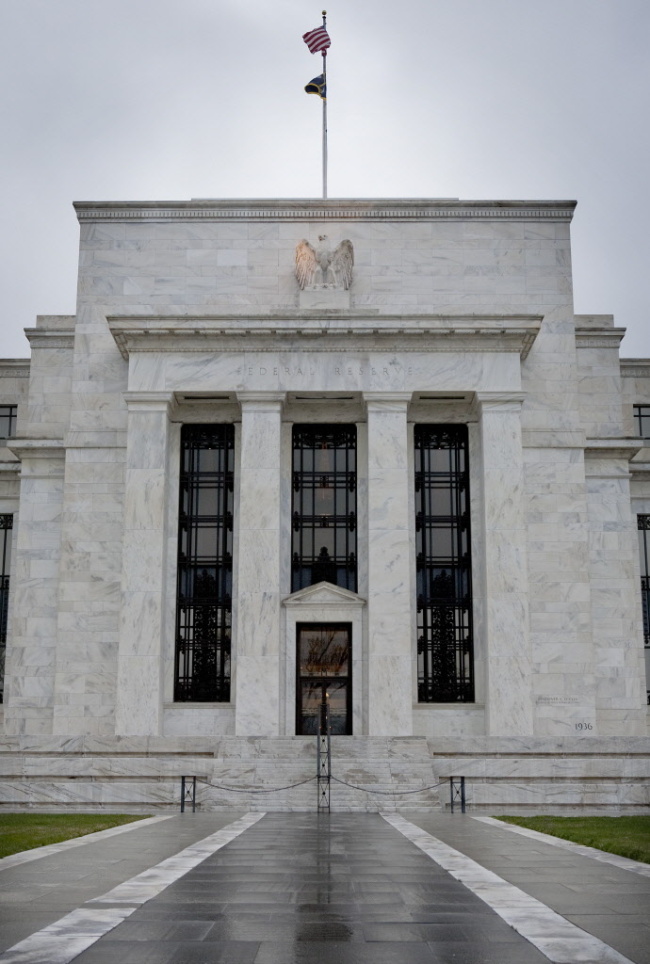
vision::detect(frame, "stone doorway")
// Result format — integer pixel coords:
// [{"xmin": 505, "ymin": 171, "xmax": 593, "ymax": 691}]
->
[{"xmin": 296, "ymin": 623, "xmax": 352, "ymax": 735}]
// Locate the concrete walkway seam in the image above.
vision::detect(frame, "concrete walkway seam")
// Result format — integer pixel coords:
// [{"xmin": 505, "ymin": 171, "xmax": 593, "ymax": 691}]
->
[
  {"xmin": 0, "ymin": 811, "xmax": 264, "ymax": 964},
  {"xmin": 472, "ymin": 815, "xmax": 650, "ymax": 879},
  {"xmin": 383, "ymin": 812, "xmax": 636, "ymax": 964}
]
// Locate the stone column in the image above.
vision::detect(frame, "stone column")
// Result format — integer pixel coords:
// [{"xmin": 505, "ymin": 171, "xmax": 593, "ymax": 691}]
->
[
  {"xmin": 3, "ymin": 441, "xmax": 65, "ymax": 737},
  {"xmin": 476, "ymin": 392, "xmax": 533, "ymax": 735},
  {"xmin": 364, "ymin": 393, "xmax": 413, "ymax": 736},
  {"xmin": 234, "ymin": 393, "xmax": 284, "ymax": 736},
  {"xmin": 115, "ymin": 392, "xmax": 174, "ymax": 736}
]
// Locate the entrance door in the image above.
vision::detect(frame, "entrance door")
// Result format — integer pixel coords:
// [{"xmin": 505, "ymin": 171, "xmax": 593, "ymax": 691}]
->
[{"xmin": 296, "ymin": 624, "xmax": 352, "ymax": 735}]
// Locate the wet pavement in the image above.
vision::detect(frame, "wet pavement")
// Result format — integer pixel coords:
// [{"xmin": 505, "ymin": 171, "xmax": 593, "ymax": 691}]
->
[{"xmin": 0, "ymin": 810, "xmax": 647, "ymax": 964}]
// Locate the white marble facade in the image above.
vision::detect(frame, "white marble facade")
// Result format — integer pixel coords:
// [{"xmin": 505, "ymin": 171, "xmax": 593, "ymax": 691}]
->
[{"xmin": 0, "ymin": 198, "xmax": 648, "ymax": 811}]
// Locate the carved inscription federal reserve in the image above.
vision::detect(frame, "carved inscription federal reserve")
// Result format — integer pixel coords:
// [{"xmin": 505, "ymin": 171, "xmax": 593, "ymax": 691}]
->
[{"xmin": 235, "ymin": 360, "xmax": 415, "ymax": 379}]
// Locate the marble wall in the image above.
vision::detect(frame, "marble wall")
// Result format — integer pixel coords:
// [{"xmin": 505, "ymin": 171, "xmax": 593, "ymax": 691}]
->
[{"xmin": 0, "ymin": 198, "xmax": 647, "ymax": 785}]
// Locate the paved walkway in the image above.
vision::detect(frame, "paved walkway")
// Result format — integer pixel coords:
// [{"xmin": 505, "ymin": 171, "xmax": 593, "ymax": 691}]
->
[{"xmin": 0, "ymin": 810, "xmax": 647, "ymax": 964}]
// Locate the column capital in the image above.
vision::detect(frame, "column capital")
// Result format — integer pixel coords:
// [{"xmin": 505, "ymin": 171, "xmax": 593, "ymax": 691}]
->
[
  {"xmin": 363, "ymin": 392, "xmax": 412, "ymax": 412},
  {"xmin": 6, "ymin": 439, "xmax": 65, "ymax": 461},
  {"xmin": 474, "ymin": 391, "xmax": 525, "ymax": 414},
  {"xmin": 237, "ymin": 391, "xmax": 285, "ymax": 412},
  {"xmin": 122, "ymin": 391, "xmax": 176, "ymax": 414}
]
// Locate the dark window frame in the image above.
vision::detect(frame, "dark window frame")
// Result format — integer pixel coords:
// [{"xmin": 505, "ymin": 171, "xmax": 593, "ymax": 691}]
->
[
  {"xmin": 0, "ymin": 514, "xmax": 13, "ymax": 705},
  {"xmin": 0, "ymin": 406, "xmax": 17, "ymax": 443},
  {"xmin": 291, "ymin": 424, "xmax": 357, "ymax": 593},
  {"xmin": 634, "ymin": 405, "xmax": 650, "ymax": 440},
  {"xmin": 174, "ymin": 424, "xmax": 234, "ymax": 702},
  {"xmin": 637, "ymin": 515, "xmax": 650, "ymax": 704},
  {"xmin": 415, "ymin": 425, "xmax": 474, "ymax": 703}
]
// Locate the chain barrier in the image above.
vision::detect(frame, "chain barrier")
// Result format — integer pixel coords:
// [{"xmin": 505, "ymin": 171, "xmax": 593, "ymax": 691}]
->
[
  {"xmin": 197, "ymin": 776, "xmax": 318, "ymax": 794},
  {"xmin": 330, "ymin": 775, "xmax": 447, "ymax": 796},
  {"xmin": 180, "ymin": 774, "xmax": 464, "ymax": 806}
]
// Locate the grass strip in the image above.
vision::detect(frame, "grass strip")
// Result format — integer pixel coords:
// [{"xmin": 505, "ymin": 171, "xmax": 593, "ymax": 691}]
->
[
  {"xmin": 0, "ymin": 813, "xmax": 149, "ymax": 858},
  {"xmin": 496, "ymin": 815, "xmax": 650, "ymax": 864}
]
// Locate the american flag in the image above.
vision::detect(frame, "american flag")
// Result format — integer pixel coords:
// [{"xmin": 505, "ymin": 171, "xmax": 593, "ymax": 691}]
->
[{"xmin": 302, "ymin": 26, "xmax": 331, "ymax": 54}]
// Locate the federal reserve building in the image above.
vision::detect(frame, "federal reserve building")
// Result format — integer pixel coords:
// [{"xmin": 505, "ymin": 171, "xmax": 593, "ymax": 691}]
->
[{"xmin": 0, "ymin": 197, "xmax": 648, "ymax": 811}]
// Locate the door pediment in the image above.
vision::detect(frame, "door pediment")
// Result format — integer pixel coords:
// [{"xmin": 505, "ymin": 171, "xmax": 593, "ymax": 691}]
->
[{"xmin": 283, "ymin": 581, "xmax": 365, "ymax": 610}]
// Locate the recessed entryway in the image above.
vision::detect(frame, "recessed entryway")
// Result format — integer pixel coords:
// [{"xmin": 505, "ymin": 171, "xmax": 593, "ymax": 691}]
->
[{"xmin": 296, "ymin": 623, "xmax": 352, "ymax": 735}]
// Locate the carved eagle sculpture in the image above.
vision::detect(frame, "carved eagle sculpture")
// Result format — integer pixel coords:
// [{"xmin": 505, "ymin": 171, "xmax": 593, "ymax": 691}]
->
[{"xmin": 295, "ymin": 235, "xmax": 354, "ymax": 290}]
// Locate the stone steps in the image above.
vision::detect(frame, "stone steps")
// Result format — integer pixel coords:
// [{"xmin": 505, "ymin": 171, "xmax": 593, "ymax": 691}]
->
[
  {"xmin": 203, "ymin": 736, "xmax": 441, "ymax": 812},
  {"xmin": 0, "ymin": 734, "xmax": 646, "ymax": 812}
]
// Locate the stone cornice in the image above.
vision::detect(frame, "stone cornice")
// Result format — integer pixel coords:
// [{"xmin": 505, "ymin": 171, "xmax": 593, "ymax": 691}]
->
[
  {"xmin": 75, "ymin": 198, "xmax": 577, "ymax": 223},
  {"xmin": 629, "ymin": 460, "xmax": 650, "ymax": 478},
  {"xmin": 621, "ymin": 359, "xmax": 650, "ymax": 378},
  {"xmin": 0, "ymin": 360, "xmax": 30, "ymax": 377},
  {"xmin": 6, "ymin": 439, "xmax": 65, "ymax": 460},
  {"xmin": 23, "ymin": 328, "xmax": 75, "ymax": 350},
  {"xmin": 575, "ymin": 328, "xmax": 626, "ymax": 349},
  {"xmin": 108, "ymin": 313, "xmax": 541, "ymax": 361},
  {"xmin": 584, "ymin": 438, "xmax": 643, "ymax": 460}
]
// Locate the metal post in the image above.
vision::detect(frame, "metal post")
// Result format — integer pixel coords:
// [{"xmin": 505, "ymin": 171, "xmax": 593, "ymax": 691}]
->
[
  {"xmin": 321, "ymin": 11, "xmax": 328, "ymax": 198},
  {"xmin": 317, "ymin": 690, "xmax": 331, "ymax": 811},
  {"xmin": 181, "ymin": 775, "xmax": 196, "ymax": 813},
  {"xmin": 449, "ymin": 776, "xmax": 466, "ymax": 814}
]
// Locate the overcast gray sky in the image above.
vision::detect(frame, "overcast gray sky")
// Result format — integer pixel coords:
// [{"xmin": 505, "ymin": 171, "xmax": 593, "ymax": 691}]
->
[{"xmin": 1, "ymin": 0, "xmax": 649, "ymax": 358}]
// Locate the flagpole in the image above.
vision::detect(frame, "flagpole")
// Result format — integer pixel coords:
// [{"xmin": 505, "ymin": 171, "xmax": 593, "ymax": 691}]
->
[{"xmin": 322, "ymin": 10, "xmax": 328, "ymax": 199}]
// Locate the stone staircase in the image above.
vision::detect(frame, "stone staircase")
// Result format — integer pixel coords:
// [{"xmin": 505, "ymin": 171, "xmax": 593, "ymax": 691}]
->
[
  {"xmin": 2, "ymin": 734, "xmax": 645, "ymax": 813},
  {"xmin": 202, "ymin": 736, "xmax": 441, "ymax": 812}
]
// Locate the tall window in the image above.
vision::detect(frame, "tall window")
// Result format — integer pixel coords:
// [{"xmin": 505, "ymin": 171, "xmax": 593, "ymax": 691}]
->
[
  {"xmin": 634, "ymin": 405, "xmax": 650, "ymax": 440},
  {"xmin": 0, "ymin": 515, "xmax": 13, "ymax": 704},
  {"xmin": 0, "ymin": 406, "xmax": 16, "ymax": 444},
  {"xmin": 415, "ymin": 425, "xmax": 474, "ymax": 702},
  {"xmin": 637, "ymin": 515, "xmax": 650, "ymax": 704},
  {"xmin": 292, "ymin": 425, "xmax": 357, "ymax": 592},
  {"xmin": 175, "ymin": 425, "xmax": 234, "ymax": 702}
]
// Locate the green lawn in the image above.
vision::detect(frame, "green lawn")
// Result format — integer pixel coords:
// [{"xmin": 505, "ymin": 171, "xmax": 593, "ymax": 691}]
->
[
  {"xmin": 0, "ymin": 813, "xmax": 149, "ymax": 859},
  {"xmin": 496, "ymin": 815, "xmax": 650, "ymax": 864}
]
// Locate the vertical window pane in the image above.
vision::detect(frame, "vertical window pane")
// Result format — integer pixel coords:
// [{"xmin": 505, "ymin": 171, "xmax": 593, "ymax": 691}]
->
[
  {"xmin": 415, "ymin": 426, "xmax": 474, "ymax": 702},
  {"xmin": 291, "ymin": 425, "xmax": 357, "ymax": 592},
  {"xmin": 0, "ymin": 406, "xmax": 17, "ymax": 443},
  {"xmin": 175, "ymin": 425, "xmax": 234, "ymax": 702},
  {"xmin": 637, "ymin": 515, "xmax": 650, "ymax": 705},
  {"xmin": 634, "ymin": 406, "xmax": 650, "ymax": 440},
  {"xmin": 0, "ymin": 515, "xmax": 13, "ymax": 705}
]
